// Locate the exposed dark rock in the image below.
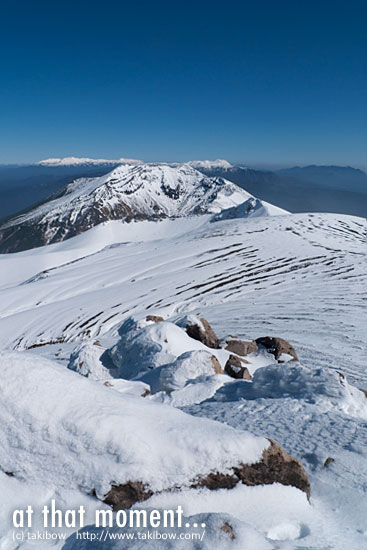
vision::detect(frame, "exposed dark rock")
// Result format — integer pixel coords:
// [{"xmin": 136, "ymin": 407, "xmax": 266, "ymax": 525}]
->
[
  {"xmin": 211, "ymin": 355, "xmax": 223, "ymax": 374},
  {"xmin": 26, "ymin": 338, "xmax": 66, "ymax": 349},
  {"xmin": 323, "ymin": 457, "xmax": 335, "ymax": 468},
  {"xmin": 104, "ymin": 481, "xmax": 153, "ymax": 511},
  {"xmin": 225, "ymin": 339, "xmax": 258, "ymax": 356},
  {"xmin": 255, "ymin": 336, "xmax": 298, "ymax": 361},
  {"xmin": 146, "ymin": 315, "xmax": 164, "ymax": 323},
  {"xmin": 186, "ymin": 317, "xmax": 220, "ymax": 349},
  {"xmin": 360, "ymin": 389, "xmax": 367, "ymax": 397},
  {"xmin": 224, "ymin": 354, "xmax": 252, "ymax": 380},
  {"xmin": 0, "ymin": 467, "xmax": 14, "ymax": 477}
]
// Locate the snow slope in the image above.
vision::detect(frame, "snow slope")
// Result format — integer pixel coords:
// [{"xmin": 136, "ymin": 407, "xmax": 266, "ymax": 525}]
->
[
  {"xmin": 211, "ymin": 197, "xmax": 287, "ymax": 220},
  {"xmin": 0, "ymin": 207, "xmax": 366, "ymax": 548},
  {"xmin": 0, "ymin": 212, "xmax": 365, "ymax": 388}
]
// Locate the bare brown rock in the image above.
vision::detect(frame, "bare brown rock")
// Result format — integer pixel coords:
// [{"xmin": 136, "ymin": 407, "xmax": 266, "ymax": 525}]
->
[
  {"xmin": 224, "ymin": 354, "xmax": 252, "ymax": 380},
  {"xmin": 211, "ymin": 355, "xmax": 223, "ymax": 374},
  {"xmin": 220, "ymin": 522, "xmax": 236, "ymax": 540},
  {"xmin": 234, "ymin": 439, "xmax": 310, "ymax": 498},
  {"xmin": 104, "ymin": 481, "xmax": 153, "ymax": 511},
  {"xmin": 225, "ymin": 340, "xmax": 258, "ymax": 356},
  {"xmin": 323, "ymin": 457, "xmax": 335, "ymax": 468},
  {"xmin": 192, "ymin": 472, "xmax": 238, "ymax": 490},
  {"xmin": 186, "ymin": 317, "xmax": 220, "ymax": 349},
  {"xmin": 255, "ymin": 336, "xmax": 298, "ymax": 362},
  {"xmin": 146, "ymin": 315, "xmax": 164, "ymax": 323},
  {"xmin": 194, "ymin": 439, "xmax": 310, "ymax": 499}
]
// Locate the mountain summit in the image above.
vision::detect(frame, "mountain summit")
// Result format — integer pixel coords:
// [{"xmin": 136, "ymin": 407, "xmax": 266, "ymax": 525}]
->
[{"xmin": 0, "ymin": 163, "xmax": 274, "ymax": 253}]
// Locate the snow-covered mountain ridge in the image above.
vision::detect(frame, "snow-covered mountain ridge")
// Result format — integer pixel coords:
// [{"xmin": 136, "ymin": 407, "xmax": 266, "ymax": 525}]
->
[
  {"xmin": 0, "ymin": 163, "xmax": 284, "ymax": 252},
  {"xmin": 36, "ymin": 156, "xmax": 142, "ymax": 167}
]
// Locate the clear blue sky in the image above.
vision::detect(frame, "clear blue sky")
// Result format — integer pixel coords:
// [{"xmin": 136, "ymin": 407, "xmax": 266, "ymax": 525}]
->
[{"xmin": 0, "ymin": 0, "xmax": 366, "ymax": 167}]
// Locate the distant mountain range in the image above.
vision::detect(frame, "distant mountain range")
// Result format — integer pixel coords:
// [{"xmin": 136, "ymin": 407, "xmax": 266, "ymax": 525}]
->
[
  {"xmin": 193, "ymin": 162, "xmax": 367, "ymax": 218},
  {"xmin": 36, "ymin": 156, "xmax": 141, "ymax": 167},
  {"xmin": 277, "ymin": 165, "xmax": 367, "ymax": 190},
  {"xmin": 0, "ymin": 158, "xmax": 365, "ymax": 227}
]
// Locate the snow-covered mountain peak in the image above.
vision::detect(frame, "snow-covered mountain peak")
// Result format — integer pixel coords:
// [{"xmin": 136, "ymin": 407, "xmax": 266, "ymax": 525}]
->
[
  {"xmin": 36, "ymin": 156, "xmax": 141, "ymax": 167},
  {"xmin": 59, "ymin": 162, "xmax": 252, "ymax": 215},
  {"xmin": 0, "ymin": 162, "xmax": 271, "ymax": 252},
  {"xmin": 188, "ymin": 159, "xmax": 236, "ymax": 171}
]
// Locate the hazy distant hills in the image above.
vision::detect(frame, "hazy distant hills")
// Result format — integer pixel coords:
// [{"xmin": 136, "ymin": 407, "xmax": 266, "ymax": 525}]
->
[
  {"xmin": 0, "ymin": 163, "xmax": 123, "ymax": 221},
  {"xmin": 195, "ymin": 163, "xmax": 367, "ymax": 218},
  {"xmin": 277, "ymin": 165, "xmax": 367, "ymax": 191},
  {"xmin": 0, "ymin": 159, "xmax": 366, "ymax": 223}
]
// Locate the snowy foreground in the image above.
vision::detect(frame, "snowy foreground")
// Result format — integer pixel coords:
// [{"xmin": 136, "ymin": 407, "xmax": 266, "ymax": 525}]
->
[{"xmin": 0, "ymin": 209, "xmax": 366, "ymax": 549}]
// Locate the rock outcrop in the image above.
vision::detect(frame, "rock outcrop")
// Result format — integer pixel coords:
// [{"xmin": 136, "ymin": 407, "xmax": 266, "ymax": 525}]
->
[
  {"xmin": 220, "ymin": 522, "xmax": 236, "ymax": 540},
  {"xmin": 186, "ymin": 317, "xmax": 220, "ymax": 349},
  {"xmin": 255, "ymin": 336, "xmax": 298, "ymax": 362},
  {"xmin": 103, "ymin": 439, "xmax": 310, "ymax": 510},
  {"xmin": 234, "ymin": 439, "xmax": 310, "ymax": 498},
  {"xmin": 194, "ymin": 439, "xmax": 310, "ymax": 499},
  {"xmin": 225, "ymin": 339, "xmax": 258, "ymax": 356},
  {"xmin": 146, "ymin": 315, "xmax": 164, "ymax": 323},
  {"xmin": 224, "ymin": 355, "xmax": 252, "ymax": 380},
  {"xmin": 211, "ymin": 355, "xmax": 223, "ymax": 374},
  {"xmin": 104, "ymin": 481, "xmax": 153, "ymax": 510}
]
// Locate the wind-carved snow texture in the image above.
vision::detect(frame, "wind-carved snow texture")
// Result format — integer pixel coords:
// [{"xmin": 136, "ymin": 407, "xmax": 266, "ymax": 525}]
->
[
  {"xmin": 0, "ymin": 164, "xmax": 366, "ymax": 548},
  {"xmin": 0, "ymin": 212, "xmax": 365, "ymax": 389}
]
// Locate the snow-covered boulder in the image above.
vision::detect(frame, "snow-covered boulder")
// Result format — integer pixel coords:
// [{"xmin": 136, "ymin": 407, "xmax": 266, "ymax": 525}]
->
[
  {"xmin": 210, "ymin": 363, "xmax": 367, "ymax": 418},
  {"xmin": 108, "ymin": 317, "xmax": 216, "ymax": 380},
  {"xmin": 140, "ymin": 350, "xmax": 223, "ymax": 394},
  {"xmin": 0, "ymin": 351, "xmax": 267, "ymax": 496},
  {"xmin": 68, "ymin": 340, "xmax": 117, "ymax": 380}
]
